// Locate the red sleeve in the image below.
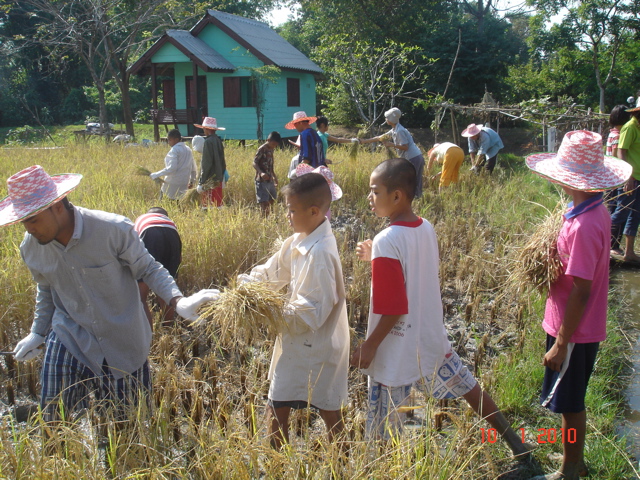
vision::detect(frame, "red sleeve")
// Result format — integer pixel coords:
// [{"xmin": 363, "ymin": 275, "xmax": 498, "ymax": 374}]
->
[{"xmin": 372, "ymin": 257, "xmax": 408, "ymax": 315}]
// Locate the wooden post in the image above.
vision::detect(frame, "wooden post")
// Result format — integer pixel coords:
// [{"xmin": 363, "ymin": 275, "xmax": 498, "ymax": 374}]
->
[
  {"xmin": 192, "ymin": 62, "xmax": 199, "ymax": 137},
  {"xmin": 151, "ymin": 63, "xmax": 159, "ymax": 142}
]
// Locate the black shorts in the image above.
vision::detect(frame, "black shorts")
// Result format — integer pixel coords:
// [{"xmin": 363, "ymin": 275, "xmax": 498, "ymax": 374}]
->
[
  {"xmin": 140, "ymin": 227, "xmax": 182, "ymax": 278},
  {"xmin": 540, "ymin": 334, "xmax": 599, "ymax": 414}
]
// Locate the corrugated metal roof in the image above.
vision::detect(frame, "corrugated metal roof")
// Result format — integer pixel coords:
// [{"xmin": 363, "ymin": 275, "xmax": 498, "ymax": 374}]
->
[
  {"xmin": 166, "ymin": 30, "xmax": 235, "ymax": 71},
  {"xmin": 205, "ymin": 10, "xmax": 323, "ymax": 74}
]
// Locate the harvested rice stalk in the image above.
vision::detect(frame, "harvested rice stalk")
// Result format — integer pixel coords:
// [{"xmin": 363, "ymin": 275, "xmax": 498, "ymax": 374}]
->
[
  {"xmin": 198, "ymin": 281, "xmax": 288, "ymax": 346},
  {"xmin": 349, "ymin": 128, "xmax": 368, "ymax": 161},
  {"xmin": 379, "ymin": 133, "xmax": 395, "ymax": 159},
  {"xmin": 179, "ymin": 177, "xmax": 218, "ymax": 207},
  {"xmin": 134, "ymin": 165, "xmax": 164, "ymax": 185},
  {"xmin": 511, "ymin": 203, "xmax": 565, "ymax": 293}
]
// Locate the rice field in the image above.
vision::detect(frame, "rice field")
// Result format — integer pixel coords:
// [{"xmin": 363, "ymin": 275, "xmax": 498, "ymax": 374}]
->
[{"xmin": 0, "ymin": 139, "xmax": 635, "ymax": 479}]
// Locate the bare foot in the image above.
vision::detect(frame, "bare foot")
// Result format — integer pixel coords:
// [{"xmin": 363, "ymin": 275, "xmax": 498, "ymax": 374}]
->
[
  {"xmin": 610, "ymin": 248, "xmax": 623, "ymax": 256},
  {"xmin": 623, "ymin": 253, "xmax": 640, "ymax": 263}
]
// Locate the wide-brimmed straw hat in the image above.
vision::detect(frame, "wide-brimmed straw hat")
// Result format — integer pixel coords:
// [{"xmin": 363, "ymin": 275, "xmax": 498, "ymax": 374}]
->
[
  {"xmin": 194, "ymin": 117, "xmax": 226, "ymax": 130},
  {"xmin": 295, "ymin": 164, "xmax": 342, "ymax": 201},
  {"xmin": 0, "ymin": 165, "xmax": 82, "ymax": 227},
  {"xmin": 461, "ymin": 124, "xmax": 482, "ymax": 137},
  {"xmin": 285, "ymin": 111, "xmax": 317, "ymax": 130},
  {"xmin": 525, "ymin": 130, "xmax": 632, "ymax": 192}
]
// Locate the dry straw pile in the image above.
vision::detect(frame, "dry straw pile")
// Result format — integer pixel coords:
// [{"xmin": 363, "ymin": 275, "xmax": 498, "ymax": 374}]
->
[
  {"xmin": 198, "ymin": 281, "xmax": 288, "ymax": 345},
  {"xmin": 511, "ymin": 202, "xmax": 566, "ymax": 293}
]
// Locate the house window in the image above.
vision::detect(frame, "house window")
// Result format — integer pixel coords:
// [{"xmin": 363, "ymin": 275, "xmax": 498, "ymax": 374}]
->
[
  {"xmin": 223, "ymin": 77, "xmax": 255, "ymax": 107},
  {"xmin": 287, "ymin": 78, "xmax": 300, "ymax": 107}
]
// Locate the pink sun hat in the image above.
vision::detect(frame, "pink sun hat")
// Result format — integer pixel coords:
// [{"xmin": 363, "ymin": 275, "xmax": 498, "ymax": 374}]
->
[
  {"xmin": 0, "ymin": 165, "xmax": 82, "ymax": 227},
  {"xmin": 525, "ymin": 130, "xmax": 632, "ymax": 192},
  {"xmin": 295, "ymin": 164, "xmax": 342, "ymax": 201},
  {"xmin": 194, "ymin": 117, "xmax": 225, "ymax": 130},
  {"xmin": 461, "ymin": 124, "xmax": 483, "ymax": 137},
  {"xmin": 285, "ymin": 111, "xmax": 317, "ymax": 130}
]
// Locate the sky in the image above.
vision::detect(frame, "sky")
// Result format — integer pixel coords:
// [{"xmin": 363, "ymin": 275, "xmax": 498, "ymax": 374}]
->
[{"xmin": 266, "ymin": 1, "xmax": 544, "ymax": 27}]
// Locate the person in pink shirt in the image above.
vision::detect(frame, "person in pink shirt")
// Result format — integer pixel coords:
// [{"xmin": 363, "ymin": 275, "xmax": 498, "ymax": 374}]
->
[{"xmin": 526, "ymin": 130, "xmax": 632, "ymax": 480}]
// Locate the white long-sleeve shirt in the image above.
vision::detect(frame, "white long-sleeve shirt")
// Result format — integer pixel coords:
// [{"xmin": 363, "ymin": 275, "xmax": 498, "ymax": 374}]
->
[
  {"xmin": 244, "ymin": 219, "xmax": 349, "ymax": 410},
  {"xmin": 154, "ymin": 142, "xmax": 197, "ymax": 199}
]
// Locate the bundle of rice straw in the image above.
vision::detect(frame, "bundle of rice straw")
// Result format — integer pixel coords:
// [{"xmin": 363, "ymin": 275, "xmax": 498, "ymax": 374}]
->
[
  {"xmin": 379, "ymin": 133, "xmax": 395, "ymax": 159},
  {"xmin": 511, "ymin": 202, "xmax": 566, "ymax": 293},
  {"xmin": 197, "ymin": 281, "xmax": 288, "ymax": 345},
  {"xmin": 349, "ymin": 128, "xmax": 367, "ymax": 161},
  {"xmin": 134, "ymin": 165, "xmax": 163, "ymax": 185},
  {"xmin": 179, "ymin": 177, "xmax": 218, "ymax": 207}
]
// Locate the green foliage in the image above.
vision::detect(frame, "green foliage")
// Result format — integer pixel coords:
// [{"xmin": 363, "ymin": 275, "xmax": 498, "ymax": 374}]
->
[
  {"xmin": 4, "ymin": 125, "xmax": 49, "ymax": 144},
  {"xmin": 314, "ymin": 35, "xmax": 433, "ymax": 128}
]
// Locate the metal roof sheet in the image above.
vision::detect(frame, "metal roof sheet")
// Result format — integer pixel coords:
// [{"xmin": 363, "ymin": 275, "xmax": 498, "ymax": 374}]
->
[
  {"xmin": 204, "ymin": 10, "xmax": 323, "ymax": 74},
  {"xmin": 166, "ymin": 30, "xmax": 235, "ymax": 71}
]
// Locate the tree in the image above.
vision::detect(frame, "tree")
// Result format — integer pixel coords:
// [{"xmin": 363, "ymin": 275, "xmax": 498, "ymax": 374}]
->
[
  {"xmin": 526, "ymin": 0, "xmax": 640, "ymax": 113},
  {"xmin": 313, "ymin": 36, "xmax": 432, "ymax": 129},
  {"xmin": 2, "ymin": 0, "xmax": 282, "ymax": 134}
]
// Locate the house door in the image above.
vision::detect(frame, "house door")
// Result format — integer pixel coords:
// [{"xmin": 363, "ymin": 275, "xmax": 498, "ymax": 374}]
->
[
  {"xmin": 163, "ymin": 80, "xmax": 176, "ymax": 109},
  {"xmin": 186, "ymin": 76, "xmax": 208, "ymax": 134}
]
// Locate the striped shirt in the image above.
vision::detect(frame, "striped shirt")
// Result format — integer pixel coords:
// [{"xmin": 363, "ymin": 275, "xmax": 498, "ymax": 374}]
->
[
  {"xmin": 606, "ymin": 127, "xmax": 620, "ymax": 156},
  {"xmin": 134, "ymin": 213, "xmax": 177, "ymax": 237}
]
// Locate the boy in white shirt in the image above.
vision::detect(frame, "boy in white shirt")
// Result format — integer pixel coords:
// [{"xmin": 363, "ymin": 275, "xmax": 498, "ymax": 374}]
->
[
  {"xmin": 351, "ymin": 158, "xmax": 529, "ymax": 456},
  {"xmin": 238, "ymin": 172, "xmax": 349, "ymax": 448}
]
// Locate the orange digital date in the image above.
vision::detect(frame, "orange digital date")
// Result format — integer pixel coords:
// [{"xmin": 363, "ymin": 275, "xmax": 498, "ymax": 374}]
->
[{"xmin": 480, "ymin": 427, "xmax": 577, "ymax": 444}]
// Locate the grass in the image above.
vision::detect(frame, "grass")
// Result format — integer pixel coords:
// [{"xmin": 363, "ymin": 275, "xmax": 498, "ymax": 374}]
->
[{"xmin": 0, "ymin": 138, "xmax": 636, "ymax": 478}]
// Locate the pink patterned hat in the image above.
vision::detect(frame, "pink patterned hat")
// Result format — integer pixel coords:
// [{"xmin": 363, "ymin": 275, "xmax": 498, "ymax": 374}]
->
[
  {"xmin": 285, "ymin": 111, "xmax": 317, "ymax": 130},
  {"xmin": 194, "ymin": 117, "xmax": 225, "ymax": 130},
  {"xmin": 461, "ymin": 123, "xmax": 482, "ymax": 137},
  {"xmin": 295, "ymin": 164, "xmax": 342, "ymax": 201},
  {"xmin": 0, "ymin": 165, "xmax": 82, "ymax": 226},
  {"xmin": 526, "ymin": 130, "xmax": 632, "ymax": 191}
]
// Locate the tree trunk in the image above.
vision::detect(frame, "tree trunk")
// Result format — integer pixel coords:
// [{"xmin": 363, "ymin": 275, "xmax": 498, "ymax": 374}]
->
[
  {"xmin": 97, "ymin": 83, "xmax": 109, "ymax": 134},
  {"xmin": 120, "ymin": 72, "xmax": 135, "ymax": 137}
]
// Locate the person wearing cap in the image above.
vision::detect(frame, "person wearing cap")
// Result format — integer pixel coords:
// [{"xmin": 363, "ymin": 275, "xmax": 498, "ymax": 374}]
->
[
  {"xmin": 610, "ymin": 105, "xmax": 640, "ymax": 262},
  {"xmin": 359, "ymin": 107, "xmax": 425, "ymax": 198},
  {"xmin": 426, "ymin": 142, "xmax": 465, "ymax": 191},
  {"xmin": 194, "ymin": 117, "xmax": 227, "ymax": 208},
  {"xmin": 149, "ymin": 129, "xmax": 197, "ymax": 200},
  {"xmin": 3, "ymin": 165, "xmax": 219, "ymax": 424},
  {"xmin": 285, "ymin": 111, "xmax": 326, "ymax": 168},
  {"xmin": 526, "ymin": 131, "xmax": 632, "ymax": 480},
  {"xmin": 461, "ymin": 123, "xmax": 504, "ymax": 174}
]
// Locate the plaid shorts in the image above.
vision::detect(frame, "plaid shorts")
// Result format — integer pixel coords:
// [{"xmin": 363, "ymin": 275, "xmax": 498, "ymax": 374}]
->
[
  {"xmin": 366, "ymin": 350, "xmax": 477, "ymax": 439},
  {"xmin": 40, "ymin": 331, "xmax": 151, "ymax": 422}
]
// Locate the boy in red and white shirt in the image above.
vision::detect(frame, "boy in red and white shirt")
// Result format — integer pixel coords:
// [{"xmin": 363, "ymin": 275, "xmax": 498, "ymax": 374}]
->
[{"xmin": 351, "ymin": 158, "xmax": 529, "ymax": 457}]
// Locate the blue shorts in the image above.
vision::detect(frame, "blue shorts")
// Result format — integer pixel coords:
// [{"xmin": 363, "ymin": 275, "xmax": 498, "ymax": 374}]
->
[
  {"xmin": 255, "ymin": 179, "xmax": 277, "ymax": 203},
  {"xmin": 540, "ymin": 334, "xmax": 599, "ymax": 414}
]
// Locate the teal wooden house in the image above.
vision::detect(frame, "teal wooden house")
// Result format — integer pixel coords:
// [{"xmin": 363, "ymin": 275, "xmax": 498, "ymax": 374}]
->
[{"xmin": 128, "ymin": 9, "xmax": 323, "ymax": 141}]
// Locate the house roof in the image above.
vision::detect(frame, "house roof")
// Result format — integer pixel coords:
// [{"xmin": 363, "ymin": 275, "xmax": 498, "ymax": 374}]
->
[
  {"xmin": 128, "ymin": 29, "xmax": 235, "ymax": 75},
  {"xmin": 191, "ymin": 10, "xmax": 323, "ymax": 75}
]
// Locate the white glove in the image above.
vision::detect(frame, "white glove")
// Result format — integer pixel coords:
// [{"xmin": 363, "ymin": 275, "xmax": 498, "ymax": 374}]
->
[
  {"xmin": 196, "ymin": 184, "xmax": 205, "ymax": 194},
  {"xmin": 350, "ymin": 138, "xmax": 358, "ymax": 143},
  {"xmin": 13, "ymin": 333, "xmax": 45, "ymax": 361},
  {"xmin": 175, "ymin": 289, "xmax": 221, "ymax": 322},
  {"xmin": 237, "ymin": 273, "xmax": 255, "ymax": 285},
  {"xmin": 150, "ymin": 172, "xmax": 161, "ymax": 180}
]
